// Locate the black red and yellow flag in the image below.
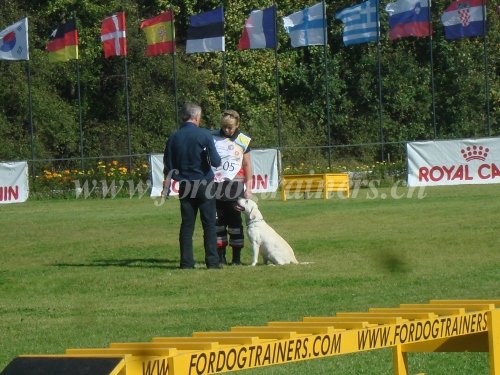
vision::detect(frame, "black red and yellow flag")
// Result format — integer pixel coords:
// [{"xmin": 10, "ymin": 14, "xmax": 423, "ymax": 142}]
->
[{"xmin": 46, "ymin": 20, "xmax": 78, "ymax": 62}]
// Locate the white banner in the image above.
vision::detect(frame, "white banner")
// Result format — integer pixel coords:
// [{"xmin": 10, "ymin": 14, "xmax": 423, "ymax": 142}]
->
[
  {"xmin": 150, "ymin": 149, "xmax": 280, "ymax": 197},
  {"xmin": 0, "ymin": 161, "xmax": 29, "ymax": 204},
  {"xmin": 407, "ymin": 137, "xmax": 500, "ymax": 187}
]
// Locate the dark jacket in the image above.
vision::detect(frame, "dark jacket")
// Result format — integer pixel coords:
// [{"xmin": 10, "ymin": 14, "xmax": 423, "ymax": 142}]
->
[{"xmin": 163, "ymin": 122, "xmax": 221, "ymax": 181}]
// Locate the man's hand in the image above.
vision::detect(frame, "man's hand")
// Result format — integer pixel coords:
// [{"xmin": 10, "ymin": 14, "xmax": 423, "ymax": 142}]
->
[{"xmin": 161, "ymin": 179, "xmax": 171, "ymax": 198}]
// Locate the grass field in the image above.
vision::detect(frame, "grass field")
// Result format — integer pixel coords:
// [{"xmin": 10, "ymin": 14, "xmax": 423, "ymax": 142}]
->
[{"xmin": 0, "ymin": 184, "xmax": 499, "ymax": 374}]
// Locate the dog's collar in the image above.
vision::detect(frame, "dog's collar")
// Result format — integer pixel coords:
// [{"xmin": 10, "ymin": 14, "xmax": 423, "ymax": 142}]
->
[{"xmin": 246, "ymin": 218, "xmax": 264, "ymax": 227}]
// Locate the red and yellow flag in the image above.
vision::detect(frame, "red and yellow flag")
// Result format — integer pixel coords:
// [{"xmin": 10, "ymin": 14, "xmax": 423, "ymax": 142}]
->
[
  {"xmin": 45, "ymin": 20, "xmax": 78, "ymax": 62},
  {"xmin": 140, "ymin": 11, "xmax": 175, "ymax": 56}
]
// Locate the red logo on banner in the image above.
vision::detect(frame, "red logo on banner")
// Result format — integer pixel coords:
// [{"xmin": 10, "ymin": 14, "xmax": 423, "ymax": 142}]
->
[
  {"xmin": 418, "ymin": 144, "xmax": 500, "ymax": 183},
  {"xmin": 461, "ymin": 145, "xmax": 489, "ymax": 162},
  {"xmin": 0, "ymin": 185, "xmax": 19, "ymax": 202}
]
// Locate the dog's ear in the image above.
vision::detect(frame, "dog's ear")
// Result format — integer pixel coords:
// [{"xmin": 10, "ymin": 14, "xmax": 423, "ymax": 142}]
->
[
  {"xmin": 249, "ymin": 207, "xmax": 257, "ymax": 221},
  {"xmin": 248, "ymin": 203, "xmax": 263, "ymax": 221}
]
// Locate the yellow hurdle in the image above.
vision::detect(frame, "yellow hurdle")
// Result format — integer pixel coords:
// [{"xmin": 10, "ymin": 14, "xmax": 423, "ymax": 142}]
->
[
  {"xmin": 0, "ymin": 299, "xmax": 498, "ymax": 375},
  {"xmin": 281, "ymin": 173, "xmax": 350, "ymax": 200}
]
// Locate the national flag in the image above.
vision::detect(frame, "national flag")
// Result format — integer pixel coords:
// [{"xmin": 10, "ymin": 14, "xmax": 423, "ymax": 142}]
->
[
  {"xmin": 186, "ymin": 7, "xmax": 224, "ymax": 53},
  {"xmin": 45, "ymin": 20, "xmax": 78, "ymax": 62},
  {"xmin": 441, "ymin": 0, "xmax": 486, "ymax": 40},
  {"xmin": 140, "ymin": 11, "xmax": 175, "ymax": 56},
  {"xmin": 283, "ymin": 2, "xmax": 326, "ymax": 47},
  {"xmin": 385, "ymin": 0, "xmax": 432, "ymax": 41},
  {"xmin": 101, "ymin": 12, "xmax": 127, "ymax": 58},
  {"xmin": 336, "ymin": 0, "xmax": 379, "ymax": 46},
  {"xmin": 238, "ymin": 6, "xmax": 276, "ymax": 50},
  {"xmin": 0, "ymin": 18, "xmax": 29, "ymax": 60}
]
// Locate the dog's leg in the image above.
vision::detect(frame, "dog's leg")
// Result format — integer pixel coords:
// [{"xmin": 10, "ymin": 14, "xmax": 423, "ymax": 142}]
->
[{"xmin": 251, "ymin": 242, "xmax": 260, "ymax": 266}]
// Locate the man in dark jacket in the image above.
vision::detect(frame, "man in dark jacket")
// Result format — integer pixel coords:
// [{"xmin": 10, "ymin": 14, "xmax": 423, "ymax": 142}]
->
[{"xmin": 163, "ymin": 102, "xmax": 222, "ymax": 269}]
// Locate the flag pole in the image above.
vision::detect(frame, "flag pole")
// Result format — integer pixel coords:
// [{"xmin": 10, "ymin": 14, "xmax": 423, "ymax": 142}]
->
[
  {"xmin": 76, "ymin": 59, "xmax": 84, "ymax": 170},
  {"xmin": 428, "ymin": 0, "xmax": 437, "ymax": 138},
  {"xmin": 322, "ymin": 1, "xmax": 332, "ymax": 168},
  {"xmin": 170, "ymin": 8, "xmax": 179, "ymax": 127},
  {"xmin": 222, "ymin": 3, "xmax": 228, "ymax": 110},
  {"xmin": 172, "ymin": 48, "xmax": 179, "ymax": 127},
  {"xmin": 27, "ymin": 60, "xmax": 36, "ymax": 182},
  {"xmin": 481, "ymin": 2, "xmax": 491, "ymax": 135},
  {"xmin": 273, "ymin": 2, "xmax": 282, "ymax": 150},
  {"xmin": 375, "ymin": 1, "xmax": 385, "ymax": 162},
  {"xmin": 273, "ymin": 2, "xmax": 283, "ymax": 178},
  {"xmin": 72, "ymin": 14, "xmax": 84, "ymax": 170},
  {"xmin": 123, "ymin": 56, "xmax": 132, "ymax": 171},
  {"xmin": 222, "ymin": 51, "xmax": 228, "ymax": 110}
]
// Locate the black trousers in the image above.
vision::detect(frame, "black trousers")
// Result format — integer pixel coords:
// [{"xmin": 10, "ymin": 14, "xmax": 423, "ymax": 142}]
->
[
  {"xmin": 215, "ymin": 180, "xmax": 245, "ymax": 249},
  {"xmin": 178, "ymin": 180, "xmax": 219, "ymax": 268},
  {"xmin": 216, "ymin": 200, "xmax": 244, "ymax": 249}
]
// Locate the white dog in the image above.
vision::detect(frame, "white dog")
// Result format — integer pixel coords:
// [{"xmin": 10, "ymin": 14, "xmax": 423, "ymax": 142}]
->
[{"xmin": 236, "ymin": 198, "xmax": 298, "ymax": 266}]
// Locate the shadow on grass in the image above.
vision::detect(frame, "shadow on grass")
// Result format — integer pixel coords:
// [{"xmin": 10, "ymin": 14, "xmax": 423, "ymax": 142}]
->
[{"xmin": 51, "ymin": 258, "xmax": 179, "ymax": 269}]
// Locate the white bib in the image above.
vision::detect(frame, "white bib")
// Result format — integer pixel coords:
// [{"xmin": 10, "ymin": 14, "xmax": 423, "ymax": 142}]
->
[{"xmin": 212, "ymin": 132, "xmax": 251, "ymax": 182}]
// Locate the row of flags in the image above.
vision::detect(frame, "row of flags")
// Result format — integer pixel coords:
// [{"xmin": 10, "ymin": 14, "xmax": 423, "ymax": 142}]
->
[{"xmin": 0, "ymin": 0, "xmax": 492, "ymax": 62}]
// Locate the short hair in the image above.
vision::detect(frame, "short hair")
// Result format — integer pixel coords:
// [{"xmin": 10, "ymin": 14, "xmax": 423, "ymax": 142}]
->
[
  {"xmin": 181, "ymin": 102, "xmax": 202, "ymax": 122},
  {"xmin": 221, "ymin": 109, "xmax": 240, "ymax": 127}
]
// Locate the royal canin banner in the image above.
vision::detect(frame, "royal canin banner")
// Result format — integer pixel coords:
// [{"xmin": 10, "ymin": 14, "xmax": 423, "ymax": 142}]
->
[
  {"xmin": 0, "ymin": 161, "xmax": 29, "ymax": 204},
  {"xmin": 150, "ymin": 149, "xmax": 280, "ymax": 197},
  {"xmin": 407, "ymin": 137, "xmax": 500, "ymax": 187}
]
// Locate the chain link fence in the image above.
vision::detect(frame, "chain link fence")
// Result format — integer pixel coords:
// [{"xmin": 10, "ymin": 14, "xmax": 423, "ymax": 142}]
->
[{"xmin": 23, "ymin": 141, "xmax": 408, "ymax": 199}]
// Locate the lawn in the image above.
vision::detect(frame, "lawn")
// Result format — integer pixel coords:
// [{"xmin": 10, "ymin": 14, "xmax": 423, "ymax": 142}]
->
[{"xmin": 0, "ymin": 184, "xmax": 499, "ymax": 374}]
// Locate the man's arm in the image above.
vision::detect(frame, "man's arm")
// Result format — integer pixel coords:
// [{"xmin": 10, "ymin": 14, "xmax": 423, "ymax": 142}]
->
[
  {"xmin": 162, "ymin": 137, "xmax": 172, "ymax": 196},
  {"xmin": 162, "ymin": 136, "xmax": 172, "ymax": 178}
]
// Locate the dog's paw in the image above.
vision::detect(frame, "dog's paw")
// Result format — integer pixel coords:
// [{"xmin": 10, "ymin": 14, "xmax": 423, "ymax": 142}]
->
[{"xmin": 251, "ymin": 262, "xmax": 257, "ymax": 266}]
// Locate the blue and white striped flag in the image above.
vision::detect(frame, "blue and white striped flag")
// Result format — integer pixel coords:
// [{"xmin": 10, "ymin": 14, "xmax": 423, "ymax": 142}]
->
[
  {"xmin": 336, "ymin": 0, "xmax": 379, "ymax": 46},
  {"xmin": 283, "ymin": 2, "xmax": 326, "ymax": 47},
  {"xmin": 186, "ymin": 7, "xmax": 225, "ymax": 53}
]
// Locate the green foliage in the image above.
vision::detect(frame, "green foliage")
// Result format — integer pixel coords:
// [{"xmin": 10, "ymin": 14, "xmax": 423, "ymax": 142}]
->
[
  {"xmin": 31, "ymin": 158, "xmax": 151, "ymax": 198},
  {"xmin": 0, "ymin": 0, "xmax": 498, "ymax": 164}
]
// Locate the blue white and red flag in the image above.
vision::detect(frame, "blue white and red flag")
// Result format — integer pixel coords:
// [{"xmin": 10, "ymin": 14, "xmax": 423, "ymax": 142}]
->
[
  {"xmin": 238, "ymin": 7, "xmax": 276, "ymax": 50},
  {"xmin": 385, "ymin": 0, "xmax": 431, "ymax": 41},
  {"xmin": 441, "ymin": 0, "xmax": 486, "ymax": 40}
]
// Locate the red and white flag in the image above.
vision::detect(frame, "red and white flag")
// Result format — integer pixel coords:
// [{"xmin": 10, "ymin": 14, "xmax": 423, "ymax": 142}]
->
[{"xmin": 101, "ymin": 12, "xmax": 127, "ymax": 58}]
